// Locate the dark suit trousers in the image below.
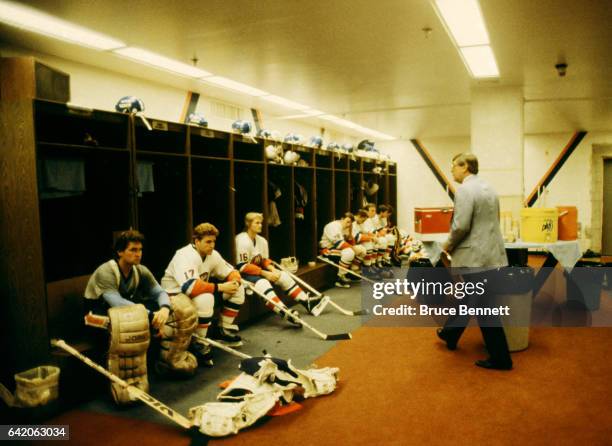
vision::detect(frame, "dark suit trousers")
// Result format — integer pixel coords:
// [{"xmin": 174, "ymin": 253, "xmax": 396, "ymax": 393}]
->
[{"xmin": 442, "ymin": 271, "xmax": 512, "ymax": 366}]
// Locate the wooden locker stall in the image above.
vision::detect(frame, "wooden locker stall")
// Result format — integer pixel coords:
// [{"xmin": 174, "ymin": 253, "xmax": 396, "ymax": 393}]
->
[
  {"xmin": 0, "ymin": 58, "xmax": 399, "ymax": 386},
  {"xmin": 134, "ymin": 119, "xmax": 190, "ymax": 278},
  {"xmin": 267, "ymin": 163, "xmax": 295, "ymax": 260}
]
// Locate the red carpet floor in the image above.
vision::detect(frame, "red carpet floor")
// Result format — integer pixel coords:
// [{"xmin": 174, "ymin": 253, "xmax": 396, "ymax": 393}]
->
[{"xmin": 212, "ymin": 326, "xmax": 612, "ymax": 446}]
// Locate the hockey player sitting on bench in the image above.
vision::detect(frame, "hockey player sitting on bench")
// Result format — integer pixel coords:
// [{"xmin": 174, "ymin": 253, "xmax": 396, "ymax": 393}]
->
[
  {"xmin": 385, "ymin": 204, "xmax": 415, "ymax": 262},
  {"xmin": 161, "ymin": 223, "xmax": 245, "ymax": 367},
  {"xmin": 320, "ymin": 213, "xmax": 366, "ymax": 288},
  {"xmin": 367, "ymin": 203, "xmax": 406, "ymax": 267},
  {"xmin": 83, "ymin": 230, "xmax": 198, "ymax": 405},
  {"xmin": 236, "ymin": 212, "xmax": 325, "ymax": 323},
  {"xmin": 352, "ymin": 209, "xmax": 385, "ymax": 279}
]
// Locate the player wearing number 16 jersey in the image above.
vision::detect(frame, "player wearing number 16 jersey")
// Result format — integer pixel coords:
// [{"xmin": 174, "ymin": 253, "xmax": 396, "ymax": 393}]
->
[{"xmin": 235, "ymin": 212, "xmax": 324, "ymax": 324}]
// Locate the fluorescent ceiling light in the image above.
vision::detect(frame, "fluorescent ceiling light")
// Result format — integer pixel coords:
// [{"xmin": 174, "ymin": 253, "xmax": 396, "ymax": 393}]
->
[
  {"xmin": 302, "ymin": 109, "xmax": 325, "ymax": 116},
  {"xmin": 202, "ymin": 76, "xmax": 268, "ymax": 96},
  {"xmin": 353, "ymin": 125, "xmax": 396, "ymax": 141},
  {"xmin": 332, "ymin": 118, "xmax": 360, "ymax": 129},
  {"xmin": 319, "ymin": 115, "xmax": 396, "ymax": 140},
  {"xmin": 114, "ymin": 47, "xmax": 211, "ymax": 78},
  {"xmin": 433, "ymin": 0, "xmax": 490, "ymax": 46},
  {"xmin": 460, "ymin": 45, "xmax": 499, "ymax": 77},
  {"xmin": 319, "ymin": 114, "xmax": 341, "ymax": 122},
  {"xmin": 0, "ymin": 0, "xmax": 125, "ymax": 50},
  {"xmin": 320, "ymin": 114, "xmax": 360, "ymax": 128},
  {"xmin": 260, "ymin": 95, "xmax": 310, "ymax": 110}
]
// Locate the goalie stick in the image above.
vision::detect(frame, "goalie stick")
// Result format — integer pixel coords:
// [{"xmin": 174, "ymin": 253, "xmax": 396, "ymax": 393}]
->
[
  {"xmin": 271, "ymin": 260, "xmax": 367, "ymax": 316},
  {"xmin": 241, "ymin": 280, "xmax": 351, "ymax": 341},
  {"xmin": 50, "ymin": 339, "xmax": 196, "ymax": 432}
]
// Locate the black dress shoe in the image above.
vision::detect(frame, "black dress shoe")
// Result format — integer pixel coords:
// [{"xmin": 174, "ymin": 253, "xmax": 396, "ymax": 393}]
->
[
  {"xmin": 436, "ymin": 328, "xmax": 457, "ymax": 350},
  {"xmin": 475, "ymin": 358, "xmax": 513, "ymax": 370}
]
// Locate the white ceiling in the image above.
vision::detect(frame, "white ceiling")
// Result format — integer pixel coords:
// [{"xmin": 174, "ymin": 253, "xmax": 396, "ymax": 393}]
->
[{"xmin": 1, "ymin": 0, "xmax": 611, "ymax": 138}]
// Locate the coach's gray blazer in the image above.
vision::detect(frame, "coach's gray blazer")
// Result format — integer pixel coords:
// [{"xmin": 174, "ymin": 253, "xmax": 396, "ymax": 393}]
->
[{"xmin": 445, "ymin": 174, "xmax": 508, "ymax": 269}]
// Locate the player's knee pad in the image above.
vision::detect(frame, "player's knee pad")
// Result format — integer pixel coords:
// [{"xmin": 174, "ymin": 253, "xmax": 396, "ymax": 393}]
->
[
  {"xmin": 340, "ymin": 247, "xmax": 355, "ymax": 264},
  {"xmin": 275, "ymin": 271, "xmax": 294, "ymax": 290},
  {"xmin": 107, "ymin": 304, "xmax": 150, "ymax": 405},
  {"xmin": 353, "ymin": 245, "xmax": 367, "ymax": 259},
  {"xmin": 254, "ymin": 278, "xmax": 274, "ymax": 295},
  {"xmin": 223, "ymin": 286, "xmax": 245, "ymax": 306},
  {"xmin": 158, "ymin": 293, "xmax": 198, "ymax": 376},
  {"xmin": 192, "ymin": 292, "xmax": 215, "ymax": 318}
]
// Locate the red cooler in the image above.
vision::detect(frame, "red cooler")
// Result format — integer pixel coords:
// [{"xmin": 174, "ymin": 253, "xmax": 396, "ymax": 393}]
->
[
  {"xmin": 414, "ymin": 207, "xmax": 453, "ymax": 234},
  {"xmin": 557, "ymin": 206, "xmax": 578, "ymax": 240}
]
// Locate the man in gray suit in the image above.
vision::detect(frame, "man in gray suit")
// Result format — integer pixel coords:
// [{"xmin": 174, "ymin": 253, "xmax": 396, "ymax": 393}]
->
[{"xmin": 436, "ymin": 153, "xmax": 513, "ymax": 370}]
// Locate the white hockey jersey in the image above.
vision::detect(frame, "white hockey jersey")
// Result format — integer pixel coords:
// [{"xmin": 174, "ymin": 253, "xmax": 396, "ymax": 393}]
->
[
  {"xmin": 320, "ymin": 221, "xmax": 350, "ymax": 249},
  {"xmin": 369, "ymin": 214, "xmax": 388, "ymax": 233},
  {"xmin": 161, "ymin": 244, "xmax": 235, "ymax": 295},
  {"xmin": 235, "ymin": 232, "xmax": 270, "ymax": 274},
  {"xmin": 352, "ymin": 220, "xmax": 375, "ymax": 244}
]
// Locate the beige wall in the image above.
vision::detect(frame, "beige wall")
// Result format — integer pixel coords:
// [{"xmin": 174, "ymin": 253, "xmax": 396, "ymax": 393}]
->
[
  {"xmin": 3, "ymin": 44, "xmax": 611, "ymax": 250},
  {"xmin": 525, "ymin": 132, "xmax": 612, "ymax": 250},
  {"xmin": 0, "ymin": 45, "xmax": 358, "ymax": 145}
]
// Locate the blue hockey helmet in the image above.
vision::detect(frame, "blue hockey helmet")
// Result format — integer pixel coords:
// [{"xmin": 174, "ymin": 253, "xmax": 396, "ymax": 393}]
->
[
  {"xmin": 232, "ymin": 120, "xmax": 252, "ymax": 134},
  {"xmin": 115, "ymin": 96, "xmax": 145, "ymax": 113}
]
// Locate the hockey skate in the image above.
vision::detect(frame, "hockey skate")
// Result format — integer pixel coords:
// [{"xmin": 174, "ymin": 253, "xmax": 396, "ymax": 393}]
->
[
  {"xmin": 282, "ymin": 309, "xmax": 303, "ymax": 327},
  {"xmin": 335, "ymin": 275, "xmax": 351, "ymax": 288},
  {"xmin": 188, "ymin": 340, "xmax": 215, "ymax": 367},
  {"xmin": 216, "ymin": 327, "xmax": 243, "ymax": 348}
]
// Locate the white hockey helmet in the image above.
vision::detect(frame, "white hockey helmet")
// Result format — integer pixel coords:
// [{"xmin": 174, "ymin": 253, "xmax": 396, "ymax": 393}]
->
[
  {"xmin": 265, "ymin": 144, "xmax": 281, "ymax": 161},
  {"xmin": 187, "ymin": 113, "xmax": 208, "ymax": 127},
  {"xmin": 283, "ymin": 150, "xmax": 300, "ymax": 165}
]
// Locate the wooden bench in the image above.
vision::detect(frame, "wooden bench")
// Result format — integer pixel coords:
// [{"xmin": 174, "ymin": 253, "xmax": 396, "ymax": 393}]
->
[
  {"xmin": 43, "ymin": 263, "xmax": 337, "ymax": 402},
  {"xmin": 46, "ymin": 275, "xmax": 106, "ymax": 403}
]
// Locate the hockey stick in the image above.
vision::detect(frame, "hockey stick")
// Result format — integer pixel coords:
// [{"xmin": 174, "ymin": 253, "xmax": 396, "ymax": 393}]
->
[
  {"xmin": 317, "ymin": 256, "xmax": 378, "ymax": 284},
  {"xmin": 271, "ymin": 260, "xmax": 367, "ymax": 316},
  {"xmin": 241, "ymin": 280, "xmax": 351, "ymax": 341},
  {"xmin": 192, "ymin": 334, "xmax": 251, "ymax": 360},
  {"xmin": 50, "ymin": 339, "xmax": 194, "ymax": 431}
]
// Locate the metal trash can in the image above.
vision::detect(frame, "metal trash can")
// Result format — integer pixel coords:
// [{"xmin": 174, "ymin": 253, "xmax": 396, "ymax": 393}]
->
[
  {"xmin": 493, "ymin": 267, "xmax": 534, "ymax": 352},
  {"xmin": 406, "ymin": 257, "xmax": 453, "ymax": 305},
  {"xmin": 567, "ymin": 261, "xmax": 606, "ymax": 310}
]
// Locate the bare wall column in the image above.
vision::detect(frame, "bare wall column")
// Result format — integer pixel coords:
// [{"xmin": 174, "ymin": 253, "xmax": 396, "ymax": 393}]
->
[{"xmin": 471, "ymin": 86, "xmax": 524, "ymax": 214}]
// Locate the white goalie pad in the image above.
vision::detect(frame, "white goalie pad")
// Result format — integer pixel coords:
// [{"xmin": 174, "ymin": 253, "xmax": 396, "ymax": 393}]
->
[
  {"xmin": 190, "ymin": 391, "xmax": 279, "ymax": 437},
  {"xmin": 239, "ymin": 357, "xmax": 340, "ymax": 399},
  {"xmin": 107, "ymin": 304, "xmax": 150, "ymax": 405},
  {"xmin": 287, "ymin": 361, "xmax": 340, "ymax": 398},
  {"xmin": 217, "ymin": 372, "xmax": 296, "ymax": 404}
]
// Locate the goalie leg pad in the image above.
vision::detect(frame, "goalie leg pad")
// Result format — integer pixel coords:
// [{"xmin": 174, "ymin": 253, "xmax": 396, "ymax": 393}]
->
[
  {"xmin": 287, "ymin": 361, "xmax": 340, "ymax": 398},
  {"xmin": 107, "ymin": 304, "xmax": 150, "ymax": 405},
  {"xmin": 238, "ymin": 357, "xmax": 339, "ymax": 398},
  {"xmin": 217, "ymin": 372, "xmax": 296, "ymax": 404},
  {"xmin": 190, "ymin": 392, "xmax": 279, "ymax": 437},
  {"xmin": 158, "ymin": 293, "xmax": 198, "ymax": 375}
]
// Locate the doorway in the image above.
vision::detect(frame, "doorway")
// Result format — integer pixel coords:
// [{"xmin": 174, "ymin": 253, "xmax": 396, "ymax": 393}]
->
[{"xmin": 603, "ymin": 159, "xmax": 612, "ymax": 255}]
